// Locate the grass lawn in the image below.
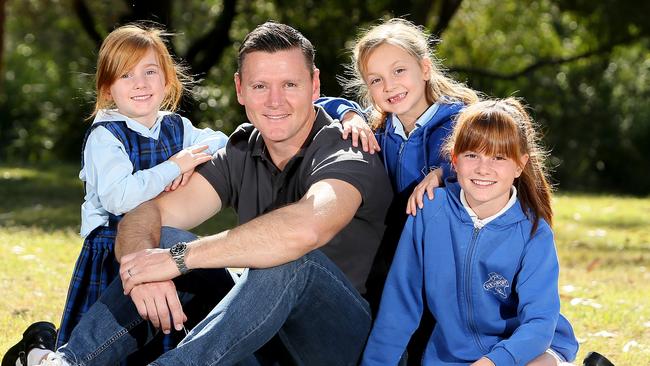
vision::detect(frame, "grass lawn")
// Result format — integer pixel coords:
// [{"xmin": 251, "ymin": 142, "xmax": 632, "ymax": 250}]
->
[{"xmin": 1, "ymin": 163, "xmax": 649, "ymax": 364}]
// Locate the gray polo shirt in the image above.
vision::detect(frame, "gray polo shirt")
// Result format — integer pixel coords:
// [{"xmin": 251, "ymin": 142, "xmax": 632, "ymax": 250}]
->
[{"xmin": 197, "ymin": 107, "xmax": 392, "ymax": 293}]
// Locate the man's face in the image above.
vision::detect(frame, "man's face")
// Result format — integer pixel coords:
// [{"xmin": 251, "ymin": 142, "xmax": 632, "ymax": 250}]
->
[{"xmin": 235, "ymin": 48, "xmax": 320, "ymax": 151}]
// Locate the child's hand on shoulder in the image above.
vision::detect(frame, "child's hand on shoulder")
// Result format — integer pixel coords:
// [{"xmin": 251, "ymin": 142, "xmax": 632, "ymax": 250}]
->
[
  {"xmin": 340, "ymin": 111, "xmax": 380, "ymax": 154},
  {"xmin": 406, "ymin": 168, "xmax": 442, "ymax": 216},
  {"xmin": 169, "ymin": 145, "xmax": 212, "ymax": 173},
  {"xmin": 165, "ymin": 169, "xmax": 194, "ymax": 191},
  {"xmin": 166, "ymin": 145, "xmax": 212, "ymax": 191}
]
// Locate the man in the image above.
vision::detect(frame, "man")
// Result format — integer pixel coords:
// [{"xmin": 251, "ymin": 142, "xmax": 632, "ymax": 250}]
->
[{"xmin": 22, "ymin": 22, "xmax": 391, "ymax": 366}]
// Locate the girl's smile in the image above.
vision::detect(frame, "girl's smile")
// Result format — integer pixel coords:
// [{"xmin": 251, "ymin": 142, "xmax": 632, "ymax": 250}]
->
[
  {"xmin": 363, "ymin": 43, "xmax": 431, "ymax": 130},
  {"xmin": 454, "ymin": 151, "xmax": 528, "ymax": 219}
]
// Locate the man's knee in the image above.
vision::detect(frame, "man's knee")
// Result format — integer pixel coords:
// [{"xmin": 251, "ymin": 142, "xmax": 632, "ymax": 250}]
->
[
  {"xmin": 159, "ymin": 227, "xmax": 197, "ymax": 249},
  {"xmin": 246, "ymin": 250, "xmax": 333, "ymax": 284}
]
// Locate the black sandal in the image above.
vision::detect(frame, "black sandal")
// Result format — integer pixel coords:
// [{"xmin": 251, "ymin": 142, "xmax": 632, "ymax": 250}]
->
[
  {"xmin": 2, "ymin": 322, "xmax": 57, "ymax": 366},
  {"xmin": 583, "ymin": 351, "xmax": 615, "ymax": 366}
]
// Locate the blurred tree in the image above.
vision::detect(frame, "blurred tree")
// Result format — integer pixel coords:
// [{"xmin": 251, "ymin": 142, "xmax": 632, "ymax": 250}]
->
[
  {"xmin": 437, "ymin": 0, "xmax": 650, "ymax": 193},
  {"xmin": 72, "ymin": 0, "xmax": 237, "ymax": 79},
  {"xmin": 0, "ymin": 0, "xmax": 5, "ymax": 92},
  {"xmin": 1, "ymin": 0, "xmax": 648, "ymax": 193}
]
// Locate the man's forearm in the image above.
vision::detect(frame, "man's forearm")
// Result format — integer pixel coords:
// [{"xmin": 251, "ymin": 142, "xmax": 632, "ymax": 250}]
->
[
  {"xmin": 185, "ymin": 179, "xmax": 360, "ymax": 270},
  {"xmin": 186, "ymin": 202, "xmax": 317, "ymax": 270},
  {"xmin": 115, "ymin": 200, "xmax": 162, "ymax": 261}
]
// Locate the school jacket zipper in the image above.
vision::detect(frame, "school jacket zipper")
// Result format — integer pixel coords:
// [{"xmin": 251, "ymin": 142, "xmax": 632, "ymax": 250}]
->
[
  {"xmin": 396, "ymin": 140, "xmax": 407, "ymax": 189},
  {"xmin": 464, "ymin": 226, "xmax": 489, "ymax": 353}
]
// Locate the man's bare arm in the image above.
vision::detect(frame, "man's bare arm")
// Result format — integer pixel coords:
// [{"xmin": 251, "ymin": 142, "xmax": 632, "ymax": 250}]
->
[
  {"xmin": 115, "ymin": 173, "xmax": 222, "ymax": 333},
  {"xmin": 115, "ymin": 172, "xmax": 222, "ymax": 261},
  {"xmin": 119, "ymin": 178, "xmax": 362, "ymax": 294},
  {"xmin": 185, "ymin": 178, "xmax": 361, "ymax": 270}
]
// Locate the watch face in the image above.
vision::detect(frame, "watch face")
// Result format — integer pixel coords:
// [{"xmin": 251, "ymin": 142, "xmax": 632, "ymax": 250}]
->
[{"xmin": 170, "ymin": 242, "xmax": 186, "ymax": 256}]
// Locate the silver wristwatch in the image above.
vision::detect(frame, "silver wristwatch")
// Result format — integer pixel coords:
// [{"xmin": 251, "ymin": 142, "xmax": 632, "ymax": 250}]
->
[{"xmin": 170, "ymin": 241, "xmax": 191, "ymax": 275}]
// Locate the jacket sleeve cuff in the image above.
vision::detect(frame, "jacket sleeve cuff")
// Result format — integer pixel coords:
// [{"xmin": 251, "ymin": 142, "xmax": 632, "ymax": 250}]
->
[
  {"xmin": 315, "ymin": 97, "xmax": 366, "ymax": 122},
  {"xmin": 486, "ymin": 347, "xmax": 516, "ymax": 366}
]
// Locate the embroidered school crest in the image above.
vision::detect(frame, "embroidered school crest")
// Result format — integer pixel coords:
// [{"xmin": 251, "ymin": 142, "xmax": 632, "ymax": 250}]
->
[{"xmin": 483, "ymin": 272, "xmax": 510, "ymax": 299}]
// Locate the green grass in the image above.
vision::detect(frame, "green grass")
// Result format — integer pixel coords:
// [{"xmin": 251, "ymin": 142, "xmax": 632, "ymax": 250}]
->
[
  {"xmin": 553, "ymin": 194, "xmax": 650, "ymax": 363},
  {"xmin": 1, "ymin": 164, "xmax": 649, "ymax": 364}
]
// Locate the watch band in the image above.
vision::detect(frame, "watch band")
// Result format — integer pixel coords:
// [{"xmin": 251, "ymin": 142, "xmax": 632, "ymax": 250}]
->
[{"xmin": 170, "ymin": 241, "xmax": 191, "ymax": 275}]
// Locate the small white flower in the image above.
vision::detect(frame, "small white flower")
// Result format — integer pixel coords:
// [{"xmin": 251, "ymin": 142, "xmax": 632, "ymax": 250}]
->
[
  {"xmin": 592, "ymin": 331, "xmax": 617, "ymax": 338},
  {"xmin": 561, "ymin": 285, "xmax": 576, "ymax": 293},
  {"xmin": 622, "ymin": 340, "xmax": 639, "ymax": 353}
]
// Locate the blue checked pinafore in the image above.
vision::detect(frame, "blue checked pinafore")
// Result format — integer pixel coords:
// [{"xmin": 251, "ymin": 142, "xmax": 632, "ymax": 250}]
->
[{"xmin": 57, "ymin": 114, "xmax": 185, "ymax": 355}]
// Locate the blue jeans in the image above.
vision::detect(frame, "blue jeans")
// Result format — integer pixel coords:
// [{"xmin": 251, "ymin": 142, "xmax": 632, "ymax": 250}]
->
[{"xmin": 58, "ymin": 227, "xmax": 372, "ymax": 365}]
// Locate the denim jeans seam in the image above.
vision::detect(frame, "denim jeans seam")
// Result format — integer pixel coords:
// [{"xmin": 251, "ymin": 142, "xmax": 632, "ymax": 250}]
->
[
  {"xmin": 82, "ymin": 317, "xmax": 143, "ymax": 363},
  {"xmin": 203, "ymin": 262, "xmax": 306, "ymax": 365}
]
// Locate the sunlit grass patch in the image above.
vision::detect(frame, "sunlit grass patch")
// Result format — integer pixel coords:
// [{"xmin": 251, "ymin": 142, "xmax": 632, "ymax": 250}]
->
[
  {"xmin": 0, "ymin": 227, "xmax": 80, "ymax": 349},
  {"xmin": 554, "ymin": 193, "xmax": 650, "ymax": 363},
  {"xmin": 1, "ymin": 165, "xmax": 649, "ymax": 363}
]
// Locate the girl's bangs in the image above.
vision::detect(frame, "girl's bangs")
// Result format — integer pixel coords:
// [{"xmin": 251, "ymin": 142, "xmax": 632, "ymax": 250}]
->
[
  {"xmin": 106, "ymin": 38, "xmax": 152, "ymax": 82},
  {"xmin": 454, "ymin": 110, "xmax": 522, "ymax": 160}
]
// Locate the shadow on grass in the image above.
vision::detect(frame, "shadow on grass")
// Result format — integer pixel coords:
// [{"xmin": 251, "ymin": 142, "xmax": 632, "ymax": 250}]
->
[
  {"xmin": 1, "ymin": 164, "xmax": 82, "ymax": 231},
  {"xmin": 577, "ymin": 217, "xmax": 650, "ymax": 230},
  {"xmin": 560, "ymin": 242, "xmax": 650, "ymax": 270},
  {"xmin": 0, "ymin": 164, "xmax": 238, "ymax": 234}
]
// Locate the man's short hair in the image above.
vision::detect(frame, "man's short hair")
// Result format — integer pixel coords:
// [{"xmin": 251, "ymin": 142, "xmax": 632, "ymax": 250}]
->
[{"xmin": 237, "ymin": 22, "xmax": 315, "ymax": 77}]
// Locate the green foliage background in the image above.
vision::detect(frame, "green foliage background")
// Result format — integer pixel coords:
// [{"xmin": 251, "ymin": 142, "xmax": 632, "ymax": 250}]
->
[{"xmin": 0, "ymin": 0, "xmax": 649, "ymax": 194}]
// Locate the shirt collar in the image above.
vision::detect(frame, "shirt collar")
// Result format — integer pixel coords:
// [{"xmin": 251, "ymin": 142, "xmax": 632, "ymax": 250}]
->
[
  {"xmin": 93, "ymin": 109, "xmax": 170, "ymax": 139},
  {"xmin": 390, "ymin": 103, "xmax": 440, "ymax": 140},
  {"xmin": 460, "ymin": 186, "xmax": 518, "ymax": 229}
]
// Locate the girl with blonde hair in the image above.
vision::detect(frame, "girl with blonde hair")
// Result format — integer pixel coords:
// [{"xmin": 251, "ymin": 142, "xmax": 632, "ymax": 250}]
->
[{"xmin": 318, "ymin": 21, "xmax": 480, "ymax": 348}]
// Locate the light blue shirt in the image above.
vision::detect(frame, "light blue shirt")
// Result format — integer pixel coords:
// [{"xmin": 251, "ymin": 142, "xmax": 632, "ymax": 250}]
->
[
  {"xmin": 390, "ymin": 103, "xmax": 440, "ymax": 140},
  {"xmin": 79, "ymin": 110, "xmax": 228, "ymax": 237}
]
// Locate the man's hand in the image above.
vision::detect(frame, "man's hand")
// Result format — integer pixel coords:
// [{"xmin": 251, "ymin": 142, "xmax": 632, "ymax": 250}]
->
[
  {"xmin": 120, "ymin": 248, "xmax": 182, "ymax": 295},
  {"xmin": 129, "ymin": 281, "xmax": 187, "ymax": 334},
  {"xmin": 340, "ymin": 111, "xmax": 380, "ymax": 154}
]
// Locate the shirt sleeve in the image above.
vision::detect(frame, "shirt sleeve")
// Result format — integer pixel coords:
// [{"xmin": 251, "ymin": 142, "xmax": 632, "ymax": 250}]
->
[
  {"xmin": 485, "ymin": 225, "xmax": 560, "ymax": 366},
  {"xmin": 196, "ymin": 148, "xmax": 234, "ymax": 207},
  {"xmin": 304, "ymin": 134, "xmax": 386, "ymax": 207},
  {"xmin": 181, "ymin": 116, "xmax": 228, "ymax": 154},
  {"xmin": 195, "ymin": 124, "xmax": 255, "ymax": 209},
  {"xmin": 83, "ymin": 127, "xmax": 181, "ymax": 215},
  {"xmin": 361, "ymin": 199, "xmax": 434, "ymax": 365}
]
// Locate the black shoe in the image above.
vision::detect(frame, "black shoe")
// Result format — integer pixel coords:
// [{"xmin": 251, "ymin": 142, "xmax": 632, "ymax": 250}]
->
[
  {"xmin": 583, "ymin": 351, "xmax": 615, "ymax": 366},
  {"xmin": 2, "ymin": 322, "xmax": 57, "ymax": 366}
]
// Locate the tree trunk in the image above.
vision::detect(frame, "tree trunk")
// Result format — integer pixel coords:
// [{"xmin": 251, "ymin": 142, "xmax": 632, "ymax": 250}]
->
[
  {"xmin": 73, "ymin": 0, "xmax": 103, "ymax": 49},
  {"xmin": 0, "ymin": 0, "xmax": 6, "ymax": 93}
]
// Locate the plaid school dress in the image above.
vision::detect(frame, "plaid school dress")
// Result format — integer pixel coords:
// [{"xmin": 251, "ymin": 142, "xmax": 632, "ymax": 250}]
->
[{"xmin": 57, "ymin": 114, "xmax": 185, "ymax": 359}]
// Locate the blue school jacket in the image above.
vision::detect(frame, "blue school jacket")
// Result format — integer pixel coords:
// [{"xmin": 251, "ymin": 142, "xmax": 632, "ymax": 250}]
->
[
  {"xmin": 316, "ymin": 97, "xmax": 462, "ymax": 195},
  {"xmin": 361, "ymin": 180, "xmax": 579, "ymax": 365}
]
